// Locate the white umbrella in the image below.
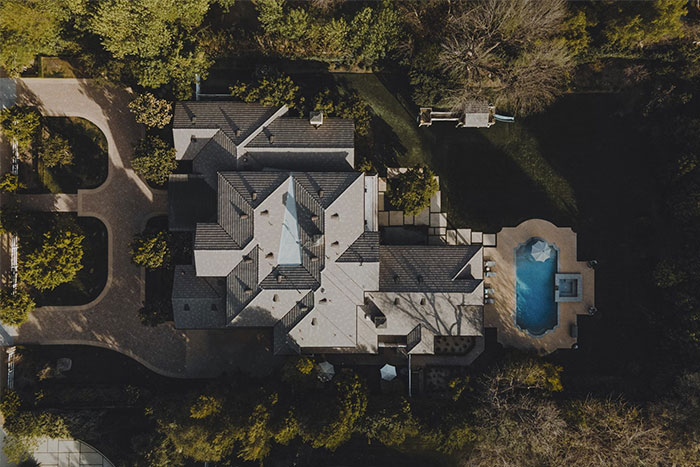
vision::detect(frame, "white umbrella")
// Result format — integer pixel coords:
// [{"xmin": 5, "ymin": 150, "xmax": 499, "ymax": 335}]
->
[
  {"xmin": 531, "ymin": 240, "xmax": 552, "ymax": 262},
  {"xmin": 380, "ymin": 364, "xmax": 397, "ymax": 381},
  {"xmin": 317, "ymin": 361, "xmax": 335, "ymax": 382}
]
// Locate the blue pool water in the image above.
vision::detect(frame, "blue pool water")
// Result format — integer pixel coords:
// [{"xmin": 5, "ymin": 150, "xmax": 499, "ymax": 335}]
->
[{"xmin": 515, "ymin": 238, "xmax": 558, "ymax": 336}]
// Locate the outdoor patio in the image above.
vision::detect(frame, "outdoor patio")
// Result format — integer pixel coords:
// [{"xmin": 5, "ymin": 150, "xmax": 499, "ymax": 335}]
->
[{"xmin": 483, "ymin": 218, "xmax": 595, "ymax": 353}]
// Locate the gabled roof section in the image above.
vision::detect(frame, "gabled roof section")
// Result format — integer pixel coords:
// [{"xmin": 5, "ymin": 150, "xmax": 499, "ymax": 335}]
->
[
  {"xmin": 226, "ymin": 246, "xmax": 260, "ymax": 322},
  {"xmin": 192, "ymin": 131, "xmax": 237, "ymax": 188},
  {"xmin": 172, "ymin": 265, "xmax": 226, "ymax": 328},
  {"xmin": 173, "ymin": 102, "xmax": 280, "ymax": 145},
  {"xmin": 194, "ymin": 223, "xmax": 238, "ymax": 250},
  {"xmin": 379, "ymin": 245, "xmax": 483, "ymax": 293},
  {"xmin": 219, "ymin": 172, "xmax": 289, "ymax": 209},
  {"xmin": 294, "ymin": 172, "xmax": 360, "ymax": 209},
  {"xmin": 337, "ymin": 232, "xmax": 380, "ymax": 263},
  {"xmin": 246, "ymin": 117, "xmax": 354, "ymax": 149},
  {"xmin": 260, "ymin": 265, "xmax": 320, "ymax": 291}
]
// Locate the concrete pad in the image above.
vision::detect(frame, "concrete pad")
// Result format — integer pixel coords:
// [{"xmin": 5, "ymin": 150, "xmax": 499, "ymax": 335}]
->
[
  {"xmin": 483, "ymin": 233, "xmax": 497, "ymax": 247},
  {"xmin": 378, "ymin": 211, "xmax": 389, "ymax": 227},
  {"xmin": 446, "ymin": 229, "xmax": 457, "ymax": 245},
  {"xmin": 377, "ymin": 177, "xmax": 386, "ymax": 192},
  {"xmin": 457, "ymin": 229, "xmax": 471, "ymax": 245},
  {"xmin": 437, "ymin": 227, "xmax": 446, "ymax": 235},
  {"xmin": 378, "ymin": 192, "xmax": 385, "ymax": 211},
  {"xmin": 33, "ymin": 452, "xmax": 58, "ymax": 464},
  {"xmin": 471, "ymin": 231, "xmax": 483, "ymax": 244},
  {"xmin": 430, "ymin": 212, "xmax": 447, "ymax": 228},
  {"xmin": 58, "ymin": 440, "xmax": 79, "ymax": 453},
  {"xmin": 389, "ymin": 211, "xmax": 404, "ymax": 226},
  {"xmin": 79, "ymin": 452, "xmax": 105, "ymax": 464},
  {"xmin": 414, "ymin": 208, "xmax": 430, "ymax": 226},
  {"xmin": 46, "ymin": 438, "xmax": 59, "ymax": 453},
  {"xmin": 430, "ymin": 191, "xmax": 441, "ymax": 212},
  {"xmin": 404, "ymin": 214, "xmax": 414, "ymax": 225}
]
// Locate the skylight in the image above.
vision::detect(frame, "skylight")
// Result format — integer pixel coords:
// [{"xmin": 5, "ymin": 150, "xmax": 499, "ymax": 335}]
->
[{"xmin": 278, "ymin": 176, "xmax": 303, "ymax": 265}]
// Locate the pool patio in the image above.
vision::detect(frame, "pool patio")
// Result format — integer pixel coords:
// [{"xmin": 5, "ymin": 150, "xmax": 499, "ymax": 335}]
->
[{"xmin": 483, "ymin": 219, "xmax": 595, "ymax": 353}]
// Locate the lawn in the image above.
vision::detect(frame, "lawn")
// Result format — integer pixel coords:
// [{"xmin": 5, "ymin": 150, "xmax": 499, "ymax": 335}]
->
[
  {"xmin": 346, "ymin": 74, "xmax": 664, "ymax": 394},
  {"xmin": 36, "ymin": 117, "xmax": 108, "ymax": 194},
  {"xmin": 24, "ymin": 213, "xmax": 109, "ymax": 307}
]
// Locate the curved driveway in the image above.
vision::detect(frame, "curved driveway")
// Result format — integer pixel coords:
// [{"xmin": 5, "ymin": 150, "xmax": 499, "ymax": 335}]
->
[{"xmin": 11, "ymin": 79, "xmax": 191, "ymax": 377}]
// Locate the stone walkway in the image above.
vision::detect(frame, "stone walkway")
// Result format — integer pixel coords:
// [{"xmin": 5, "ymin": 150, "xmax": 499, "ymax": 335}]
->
[
  {"xmin": 3, "ymin": 79, "xmax": 198, "ymax": 377},
  {"xmin": 4, "ymin": 193, "xmax": 78, "ymax": 212}
]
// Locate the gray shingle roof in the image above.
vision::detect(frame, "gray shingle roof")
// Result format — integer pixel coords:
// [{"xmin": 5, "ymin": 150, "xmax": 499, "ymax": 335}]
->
[
  {"xmin": 338, "ymin": 232, "xmax": 380, "ymax": 263},
  {"xmin": 192, "ymin": 131, "xmax": 237, "ymax": 188},
  {"xmin": 194, "ymin": 223, "xmax": 237, "ymax": 250},
  {"xmin": 247, "ymin": 118, "xmax": 354, "ymax": 148},
  {"xmin": 226, "ymin": 246, "xmax": 260, "ymax": 321},
  {"xmin": 172, "ymin": 265, "xmax": 226, "ymax": 328},
  {"xmin": 379, "ymin": 245, "xmax": 482, "ymax": 293},
  {"xmin": 173, "ymin": 101, "xmax": 278, "ymax": 145}
]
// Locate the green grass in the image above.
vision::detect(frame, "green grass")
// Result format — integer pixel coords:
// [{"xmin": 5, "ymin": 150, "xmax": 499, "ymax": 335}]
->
[
  {"xmin": 336, "ymin": 73, "xmax": 432, "ymax": 168},
  {"xmin": 39, "ymin": 117, "xmax": 108, "ymax": 194}
]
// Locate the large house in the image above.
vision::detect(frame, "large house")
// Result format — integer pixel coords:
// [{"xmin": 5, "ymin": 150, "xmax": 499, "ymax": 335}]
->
[{"xmin": 168, "ymin": 101, "xmax": 485, "ymax": 356}]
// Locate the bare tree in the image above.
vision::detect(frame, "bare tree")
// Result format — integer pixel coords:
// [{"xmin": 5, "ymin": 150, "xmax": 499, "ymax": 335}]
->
[{"xmin": 439, "ymin": 0, "xmax": 573, "ymax": 116}]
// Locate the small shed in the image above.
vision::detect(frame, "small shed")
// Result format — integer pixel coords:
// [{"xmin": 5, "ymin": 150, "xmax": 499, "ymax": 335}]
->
[{"xmin": 459, "ymin": 101, "xmax": 495, "ymax": 128}]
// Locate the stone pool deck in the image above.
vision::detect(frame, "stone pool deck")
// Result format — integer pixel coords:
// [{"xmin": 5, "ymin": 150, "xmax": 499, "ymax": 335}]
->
[{"xmin": 483, "ymin": 218, "xmax": 595, "ymax": 353}]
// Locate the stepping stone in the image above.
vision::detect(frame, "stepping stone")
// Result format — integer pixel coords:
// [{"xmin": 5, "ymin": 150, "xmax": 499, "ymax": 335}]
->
[
  {"xmin": 430, "ymin": 212, "xmax": 447, "ymax": 227},
  {"xmin": 483, "ymin": 233, "xmax": 497, "ymax": 246},
  {"xmin": 378, "ymin": 192, "xmax": 385, "ymax": 211},
  {"xmin": 378, "ymin": 211, "xmax": 389, "ymax": 227},
  {"xmin": 404, "ymin": 213, "xmax": 414, "ymax": 225},
  {"xmin": 378, "ymin": 177, "xmax": 387, "ymax": 192},
  {"xmin": 430, "ymin": 191, "xmax": 441, "ymax": 212},
  {"xmin": 446, "ymin": 229, "xmax": 457, "ymax": 245},
  {"xmin": 414, "ymin": 208, "xmax": 430, "ymax": 226},
  {"xmin": 471, "ymin": 231, "xmax": 483, "ymax": 244},
  {"xmin": 457, "ymin": 229, "xmax": 471, "ymax": 245}
]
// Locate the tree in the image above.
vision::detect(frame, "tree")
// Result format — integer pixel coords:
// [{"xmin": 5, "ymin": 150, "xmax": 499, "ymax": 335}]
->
[
  {"xmin": 21, "ymin": 230, "xmax": 84, "ymax": 291},
  {"xmin": 0, "ymin": 0, "xmax": 69, "ymax": 76},
  {"xmin": 131, "ymin": 136, "xmax": 177, "ymax": 185},
  {"xmin": 361, "ymin": 397, "xmax": 418, "ymax": 447},
  {"xmin": 130, "ymin": 231, "xmax": 171, "ymax": 270},
  {"xmin": 39, "ymin": 133, "xmax": 73, "ymax": 168},
  {"xmin": 139, "ymin": 298, "xmax": 172, "ymax": 326},
  {"xmin": 230, "ymin": 70, "xmax": 304, "ymax": 111},
  {"xmin": 386, "ymin": 167, "xmax": 438, "ymax": 216},
  {"xmin": 347, "ymin": 2, "xmax": 401, "ymax": 68},
  {"xmin": 129, "ymin": 93, "xmax": 173, "ymax": 128},
  {"xmin": 438, "ymin": 0, "xmax": 573, "ymax": 115},
  {"xmin": 0, "ymin": 288, "xmax": 35, "ymax": 326},
  {"xmin": 0, "ymin": 172, "xmax": 24, "ymax": 193},
  {"xmin": 600, "ymin": 0, "xmax": 687, "ymax": 51},
  {"xmin": 0, "ymin": 106, "xmax": 41, "ymax": 152}
]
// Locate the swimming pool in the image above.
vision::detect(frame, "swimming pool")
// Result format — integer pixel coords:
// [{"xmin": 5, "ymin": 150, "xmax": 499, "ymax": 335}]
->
[{"xmin": 515, "ymin": 238, "xmax": 558, "ymax": 336}]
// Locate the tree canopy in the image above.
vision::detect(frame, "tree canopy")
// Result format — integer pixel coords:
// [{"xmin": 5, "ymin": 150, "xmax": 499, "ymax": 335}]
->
[
  {"xmin": 0, "ymin": 106, "xmax": 41, "ymax": 152},
  {"xmin": 130, "ymin": 231, "xmax": 171, "ymax": 270},
  {"xmin": 0, "ymin": 288, "xmax": 35, "ymax": 326},
  {"xmin": 39, "ymin": 133, "xmax": 74, "ymax": 168},
  {"xmin": 131, "ymin": 136, "xmax": 177, "ymax": 185},
  {"xmin": 21, "ymin": 230, "xmax": 85, "ymax": 291},
  {"xmin": 386, "ymin": 167, "xmax": 439, "ymax": 216},
  {"xmin": 128, "ymin": 92, "xmax": 173, "ymax": 128}
]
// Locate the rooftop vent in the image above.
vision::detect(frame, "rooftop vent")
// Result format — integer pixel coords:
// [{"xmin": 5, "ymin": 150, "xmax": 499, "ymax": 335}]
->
[
  {"xmin": 300, "ymin": 305, "xmax": 309, "ymax": 312},
  {"xmin": 331, "ymin": 241, "xmax": 339, "ymax": 247},
  {"xmin": 311, "ymin": 317, "xmax": 317, "ymax": 326},
  {"xmin": 394, "ymin": 297, "xmax": 400, "ymax": 305},
  {"xmin": 319, "ymin": 298, "xmax": 328, "ymax": 304},
  {"xmin": 244, "ymin": 287, "xmax": 253, "ymax": 295},
  {"xmin": 276, "ymin": 274, "xmax": 285, "ymax": 283},
  {"xmin": 239, "ymin": 213, "xmax": 249, "ymax": 219},
  {"xmin": 318, "ymin": 189, "xmax": 324, "ymax": 197},
  {"xmin": 190, "ymin": 135, "xmax": 197, "ymax": 142},
  {"xmin": 331, "ymin": 213, "xmax": 339, "ymax": 219},
  {"xmin": 261, "ymin": 209, "xmax": 269, "ymax": 216},
  {"xmin": 243, "ymin": 256, "xmax": 253, "ymax": 264},
  {"xmin": 310, "ymin": 256, "xmax": 319, "ymax": 262},
  {"xmin": 311, "ymin": 214, "xmax": 319, "ymax": 221},
  {"xmin": 235, "ymin": 128, "xmax": 241, "ymax": 137},
  {"xmin": 266, "ymin": 252, "xmax": 274, "ymax": 259},
  {"xmin": 251, "ymin": 191, "xmax": 258, "ymax": 200},
  {"xmin": 190, "ymin": 115, "xmax": 197, "ymax": 124},
  {"xmin": 273, "ymin": 294, "xmax": 279, "ymax": 302},
  {"xmin": 420, "ymin": 297, "xmax": 426, "ymax": 306},
  {"xmin": 310, "ymin": 110, "xmax": 323, "ymax": 127},
  {"xmin": 268, "ymin": 133, "xmax": 275, "ymax": 144}
]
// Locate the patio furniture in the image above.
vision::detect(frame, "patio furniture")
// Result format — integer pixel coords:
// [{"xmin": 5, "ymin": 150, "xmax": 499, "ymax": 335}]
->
[
  {"xmin": 485, "ymin": 287, "xmax": 495, "ymax": 294},
  {"xmin": 485, "ymin": 272, "xmax": 497, "ymax": 278},
  {"xmin": 317, "ymin": 361, "xmax": 335, "ymax": 382},
  {"xmin": 380, "ymin": 364, "xmax": 397, "ymax": 381},
  {"xmin": 531, "ymin": 240, "xmax": 552, "ymax": 262},
  {"xmin": 569, "ymin": 324, "xmax": 578, "ymax": 338},
  {"xmin": 485, "ymin": 260, "xmax": 496, "ymax": 267}
]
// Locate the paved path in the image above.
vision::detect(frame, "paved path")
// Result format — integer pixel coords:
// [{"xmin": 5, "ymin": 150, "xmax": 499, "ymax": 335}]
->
[
  {"xmin": 4, "ymin": 193, "xmax": 78, "ymax": 212},
  {"xmin": 6, "ymin": 79, "xmax": 196, "ymax": 377}
]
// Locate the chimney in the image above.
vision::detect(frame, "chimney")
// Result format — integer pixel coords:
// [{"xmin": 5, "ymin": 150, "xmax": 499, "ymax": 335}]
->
[{"xmin": 310, "ymin": 111, "xmax": 324, "ymax": 128}]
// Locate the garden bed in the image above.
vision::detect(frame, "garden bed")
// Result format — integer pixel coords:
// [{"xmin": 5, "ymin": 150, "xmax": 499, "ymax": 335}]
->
[
  {"xmin": 22, "ymin": 117, "xmax": 108, "ymax": 194},
  {"xmin": 18, "ymin": 213, "xmax": 108, "ymax": 307}
]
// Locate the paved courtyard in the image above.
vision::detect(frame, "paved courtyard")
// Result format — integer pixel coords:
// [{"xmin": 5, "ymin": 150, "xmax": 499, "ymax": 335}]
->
[{"xmin": 0, "ymin": 79, "xmax": 249, "ymax": 378}]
